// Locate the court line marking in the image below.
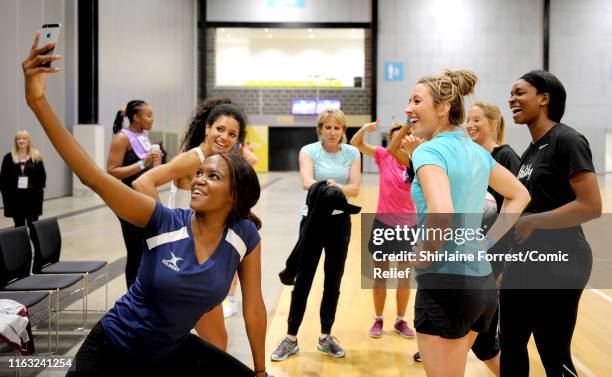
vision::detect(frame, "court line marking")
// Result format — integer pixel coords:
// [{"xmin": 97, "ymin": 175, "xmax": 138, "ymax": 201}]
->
[
  {"xmin": 565, "ymin": 286, "xmax": 612, "ymax": 377},
  {"xmin": 589, "ymin": 287, "xmax": 612, "ymax": 304},
  {"xmin": 573, "ymin": 355, "xmax": 598, "ymax": 377}
]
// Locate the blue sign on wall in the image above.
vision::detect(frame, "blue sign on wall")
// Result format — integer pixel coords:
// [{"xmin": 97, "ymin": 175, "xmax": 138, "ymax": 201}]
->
[
  {"xmin": 268, "ymin": 0, "xmax": 305, "ymax": 8},
  {"xmin": 384, "ymin": 62, "xmax": 404, "ymax": 81}
]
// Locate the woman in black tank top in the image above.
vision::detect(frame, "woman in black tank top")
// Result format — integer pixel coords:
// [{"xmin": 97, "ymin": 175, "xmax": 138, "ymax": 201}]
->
[{"xmin": 106, "ymin": 100, "xmax": 161, "ymax": 289}]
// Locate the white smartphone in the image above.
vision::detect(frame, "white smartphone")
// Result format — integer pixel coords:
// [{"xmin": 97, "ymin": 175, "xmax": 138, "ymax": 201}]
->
[{"xmin": 37, "ymin": 23, "xmax": 61, "ymax": 68}]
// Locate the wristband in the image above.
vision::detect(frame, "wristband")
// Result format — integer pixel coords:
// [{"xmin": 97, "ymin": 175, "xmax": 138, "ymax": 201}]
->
[
  {"xmin": 137, "ymin": 160, "xmax": 146, "ymax": 170},
  {"xmin": 484, "ymin": 235, "xmax": 494, "ymax": 249}
]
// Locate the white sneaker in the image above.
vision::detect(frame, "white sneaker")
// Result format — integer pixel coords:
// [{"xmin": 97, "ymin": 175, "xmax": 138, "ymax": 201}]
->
[{"xmin": 222, "ymin": 298, "xmax": 238, "ymax": 318}]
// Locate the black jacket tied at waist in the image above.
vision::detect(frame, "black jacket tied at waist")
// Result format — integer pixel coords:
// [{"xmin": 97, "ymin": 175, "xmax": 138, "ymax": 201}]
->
[{"xmin": 279, "ymin": 181, "xmax": 361, "ymax": 285}]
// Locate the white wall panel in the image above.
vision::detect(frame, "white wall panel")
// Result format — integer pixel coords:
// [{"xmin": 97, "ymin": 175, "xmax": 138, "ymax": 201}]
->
[
  {"xmin": 373, "ymin": 0, "xmax": 543, "ymax": 172},
  {"xmin": 550, "ymin": 0, "xmax": 612, "ymax": 172},
  {"xmin": 98, "ymin": 0, "xmax": 197, "ymax": 155},
  {"xmin": 0, "ymin": 0, "xmax": 72, "ymax": 206}
]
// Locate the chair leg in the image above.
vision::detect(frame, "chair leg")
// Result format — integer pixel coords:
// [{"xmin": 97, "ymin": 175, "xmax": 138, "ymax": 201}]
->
[
  {"xmin": 82, "ymin": 274, "xmax": 88, "ymax": 330},
  {"xmin": 47, "ymin": 293, "xmax": 52, "ymax": 354},
  {"xmin": 55, "ymin": 289, "xmax": 60, "ymax": 353}
]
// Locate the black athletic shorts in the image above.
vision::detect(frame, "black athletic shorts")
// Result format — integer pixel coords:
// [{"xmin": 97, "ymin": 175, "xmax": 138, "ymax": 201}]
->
[
  {"xmin": 414, "ymin": 273, "xmax": 497, "ymax": 339},
  {"xmin": 471, "ymin": 305, "xmax": 500, "ymax": 360}
]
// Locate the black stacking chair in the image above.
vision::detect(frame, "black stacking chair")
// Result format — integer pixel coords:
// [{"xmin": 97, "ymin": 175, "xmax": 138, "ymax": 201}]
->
[
  {"xmin": 0, "ymin": 226, "xmax": 84, "ymax": 352},
  {"xmin": 30, "ymin": 218, "xmax": 109, "ymax": 328},
  {"xmin": 0, "ymin": 291, "xmax": 51, "ymax": 352}
]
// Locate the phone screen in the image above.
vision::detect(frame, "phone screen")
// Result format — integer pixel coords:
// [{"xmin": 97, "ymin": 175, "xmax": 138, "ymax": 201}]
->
[{"xmin": 37, "ymin": 23, "xmax": 61, "ymax": 68}]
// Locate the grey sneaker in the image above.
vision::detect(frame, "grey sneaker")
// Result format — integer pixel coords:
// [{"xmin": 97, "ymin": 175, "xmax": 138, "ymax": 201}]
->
[
  {"xmin": 318, "ymin": 335, "xmax": 345, "ymax": 358},
  {"xmin": 271, "ymin": 337, "xmax": 299, "ymax": 361}
]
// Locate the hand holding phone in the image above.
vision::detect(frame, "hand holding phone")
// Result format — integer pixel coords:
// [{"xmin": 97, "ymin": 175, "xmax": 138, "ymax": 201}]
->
[
  {"xmin": 22, "ymin": 31, "xmax": 62, "ymax": 106},
  {"xmin": 37, "ymin": 24, "xmax": 61, "ymax": 68}
]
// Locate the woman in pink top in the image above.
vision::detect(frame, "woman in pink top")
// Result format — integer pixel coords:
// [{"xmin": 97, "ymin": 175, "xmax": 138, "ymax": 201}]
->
[{"xmin": 350, "ymin": 120, "xmax": 417, "ymax": 339}]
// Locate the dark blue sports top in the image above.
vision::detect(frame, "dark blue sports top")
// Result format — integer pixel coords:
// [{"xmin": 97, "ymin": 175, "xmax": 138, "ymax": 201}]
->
[{"xmin": 101, "ymin": 202, "xmax": 260, "ymax": 359}]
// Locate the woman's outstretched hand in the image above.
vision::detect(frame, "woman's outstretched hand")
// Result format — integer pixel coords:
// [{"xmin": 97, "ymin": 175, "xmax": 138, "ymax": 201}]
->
[{"xmin": 22, "ymin": 31, "xmax": 61, "ymax": 106}]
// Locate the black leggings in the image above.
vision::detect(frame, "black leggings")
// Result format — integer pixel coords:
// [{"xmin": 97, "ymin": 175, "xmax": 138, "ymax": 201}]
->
[
  {"xmin": 66, "ymin": 321, "xmax": 254, "ymax": 376},
  {"xmin": 118, "ymin": 217, "xmax": 145, "ymax": 289},
  {"xmin": 13, "ymin": 215, "xmax": 38, "ymax": 228},
  {"xmin": 287, "ymin": 214, "xmax": 351, "ymax": 335},
  {"xmin": 499, "ymin": 289, "xmax": 583, "ymax": 377}
]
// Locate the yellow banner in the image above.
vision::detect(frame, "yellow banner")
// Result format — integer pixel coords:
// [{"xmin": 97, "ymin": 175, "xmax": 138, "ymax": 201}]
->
[{"xmin": 245, "ymin": 125, "xmax": 269, "ymax": 173}]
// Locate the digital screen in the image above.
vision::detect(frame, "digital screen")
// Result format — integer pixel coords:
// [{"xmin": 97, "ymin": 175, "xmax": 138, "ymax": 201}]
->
[
  {"xmin": 291, "ymin": 99, "xmax": 342, "ymax": 115},
  {"xmin": 316, "ymin": 99, "xmax": 341, "ymax": 113},
  {"xmin": 291, "ymin": 99, "xmax": 318, "ymax": 115}
]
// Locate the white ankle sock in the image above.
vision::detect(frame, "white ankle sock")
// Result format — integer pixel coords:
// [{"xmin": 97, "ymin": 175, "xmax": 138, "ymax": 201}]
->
[
  {"xmin": 375, "ymin": 315, "xmax": 384, "ymax": 321},
  {"xmin": 396, "ymin": 316, "xmax": 406, "ymax": 322}
]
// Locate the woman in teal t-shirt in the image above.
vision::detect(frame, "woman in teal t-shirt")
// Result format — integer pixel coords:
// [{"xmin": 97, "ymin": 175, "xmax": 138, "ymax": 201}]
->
[
  {"xmin": 271, "ymin": 109, "xmax": 361, "ymax": 361},
  {"xmin": 402, "ymin": 70, "xmax": 530, "ymax": 377}
]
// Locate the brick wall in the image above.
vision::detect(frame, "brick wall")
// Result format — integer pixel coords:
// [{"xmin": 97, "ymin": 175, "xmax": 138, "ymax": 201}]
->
[{"xmin": 203, "ymin": 27, "xmax": 372, "ymax": 116}]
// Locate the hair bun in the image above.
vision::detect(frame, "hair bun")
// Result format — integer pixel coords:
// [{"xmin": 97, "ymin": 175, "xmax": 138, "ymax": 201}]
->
[{"xmin": 444, "ymin": 69, "xmax": 478, "ymax": 96}]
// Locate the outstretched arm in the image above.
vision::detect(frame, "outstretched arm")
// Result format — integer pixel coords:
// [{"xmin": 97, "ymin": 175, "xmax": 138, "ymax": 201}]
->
[
  {"xmin": 349, "ymin": 120, "xmax": 379, "ymax": 158},
  {"xmin": 133, "ymin": 151, "xmax": 200, "ymax": 200},
  {"xmin": 23, "ymin": 32, "xmax": 155, "ymax": 228},
  {"xmin": 238, "ymin": 243, "xmax": 267, "ymax": 377},
  {"xmin": 387, "ymin": 124, "xmax": 413, "ymax": 166}
]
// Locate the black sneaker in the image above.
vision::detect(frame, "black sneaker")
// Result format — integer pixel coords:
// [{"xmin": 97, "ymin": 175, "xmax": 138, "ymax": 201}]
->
[
  {"xmin": 413, "ymin": 351, "xmax": 422, "ymax": 362},
  {"xmin": 318, "ymin": 335, "xmax": 345, "ymax": 358}
]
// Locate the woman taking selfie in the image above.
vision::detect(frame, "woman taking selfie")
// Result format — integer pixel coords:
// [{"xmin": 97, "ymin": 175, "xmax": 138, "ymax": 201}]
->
[{"xmin": 22, "ymin": 32, "xmax": 269, "ymax": 377}]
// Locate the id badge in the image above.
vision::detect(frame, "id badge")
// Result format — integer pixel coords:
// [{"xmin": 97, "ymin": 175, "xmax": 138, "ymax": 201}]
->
[{"xmin": 18, "ymin": 176, "xmax": 29, "ymax": 189}]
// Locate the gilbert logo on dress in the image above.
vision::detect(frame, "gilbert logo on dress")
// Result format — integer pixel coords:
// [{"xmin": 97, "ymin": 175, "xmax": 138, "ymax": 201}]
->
[{"xmin": 162, "ymin": 252, "xmax": 184, "ymax": 272}]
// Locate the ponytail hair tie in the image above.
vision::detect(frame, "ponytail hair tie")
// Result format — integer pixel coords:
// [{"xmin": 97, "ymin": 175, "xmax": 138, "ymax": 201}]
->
[{"xmin": 120, "ymin": 107, "xmax": 127, "ymax": 117}]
